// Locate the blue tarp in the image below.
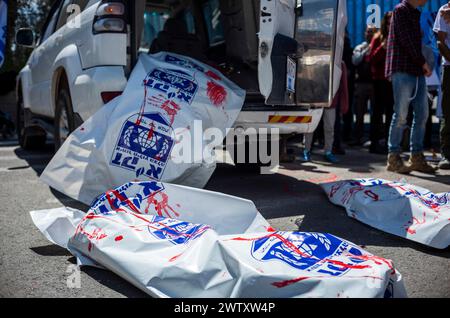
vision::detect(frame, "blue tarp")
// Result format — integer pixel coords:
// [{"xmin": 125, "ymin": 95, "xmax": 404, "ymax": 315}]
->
[{"xmin": 0, "ymin": 0, "xmax": 7, "ymax": 68}]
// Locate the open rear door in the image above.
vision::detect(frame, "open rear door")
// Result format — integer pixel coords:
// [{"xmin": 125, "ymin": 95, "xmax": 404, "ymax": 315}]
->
[{"xmin": 258, "ymin": 0, "xmax": 347, "ymax": 107}]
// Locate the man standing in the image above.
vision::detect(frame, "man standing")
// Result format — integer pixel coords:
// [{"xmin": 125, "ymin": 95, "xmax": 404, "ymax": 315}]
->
[
  {"xmin": 434, "ymin": 2, "xmax": 450, "ymax": 170},
  {"xmin": 351, "ymin": 25, "xmax": 377, "ymax": 146},
  {"xmin": 385, "ymin": 0, "xmax": 435, "ymax": 174}
]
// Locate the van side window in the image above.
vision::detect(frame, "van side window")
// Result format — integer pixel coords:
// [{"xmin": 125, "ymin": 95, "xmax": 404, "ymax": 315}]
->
[
  {"xmin": 202, "ymin": 0, "xmax": 225, "ymax": 46},
  {"xmin": 40, "ymin": 0, "xmax": 63, "ymax": 43},
  {"xmin": 184, "ymin": 10, "xmax": 196, "ymax": 34},
  {"xmin": 55, "ymin": 0, "xmax": 75, "ymax": 31},
  {"xmin": 140, "ymin": 10, "xmax": 170, "ymax": 51}
]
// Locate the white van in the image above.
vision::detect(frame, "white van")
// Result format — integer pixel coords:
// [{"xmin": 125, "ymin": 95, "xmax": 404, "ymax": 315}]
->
[{"xmin": 15, "ymin": 0, "xmax": 346, "ymax": 156}]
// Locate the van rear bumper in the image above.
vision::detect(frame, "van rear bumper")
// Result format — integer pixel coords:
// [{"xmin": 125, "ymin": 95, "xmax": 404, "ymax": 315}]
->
[{"xmin": 233, "ymin": 108, "xmax": 324, "ymax": 135}]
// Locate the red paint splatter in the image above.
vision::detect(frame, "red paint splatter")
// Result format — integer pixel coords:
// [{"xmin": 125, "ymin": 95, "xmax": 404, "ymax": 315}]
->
[
  {"xmin": 160, "ymin": 100, "xmax": 181, "ymax": 125},
  {"xmin": 364, "ymin": 190, "xmax": 379, "ymax": 201},
  {"xmin": 136, "ymin": 80, "xmax": 149, "ymax": 125},
  {"xmin": 147, "ymin": 122, "xmax": 156, "ymax": 140},
  {"xmin": 404, "ymin": 211, "xmax": 427, "ymax": 235},
  {"xmin": 229, "ymin": 233, "xmax": 371, "ymax": 271},
  {"xmin": 266, "ymin": 226, "xmax": 276, "ymax": 232},
  {"xmin": 272, "ymin": 275, "xmax": 384, "ymax": 288},
  {"xmin": 207, "ymin": 81, "xmax": 227, "ymax": 107},
  {"xmin": 115, "ymin": 235, "xmax": 124, "ymax": 242},
  {"xmin": 169, "ymin": 253, "xmax": 184, "ymax": 262},
  {"xmin": 205, "ymin": 70, "xmax": 221, "ymax": 81},
  {"xmin": 145, "ymin": 192, "xmax": 180, "ymax": 219}
]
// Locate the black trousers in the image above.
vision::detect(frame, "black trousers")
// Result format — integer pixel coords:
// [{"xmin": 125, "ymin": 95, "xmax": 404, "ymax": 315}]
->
[{"xmin": 370, "ymin": 80, "xmax": 394, "ymax": 147}]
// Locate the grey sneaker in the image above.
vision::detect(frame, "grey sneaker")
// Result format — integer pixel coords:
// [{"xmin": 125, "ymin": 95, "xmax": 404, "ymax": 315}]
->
[{"xmin": 439, "ymin": 158, "xmax": 450, "ymax": 170}]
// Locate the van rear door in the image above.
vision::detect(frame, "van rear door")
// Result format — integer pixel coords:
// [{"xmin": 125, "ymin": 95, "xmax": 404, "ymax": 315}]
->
[{"xmin": 258, "ymin": 0, "xmax": 347, "ymax": 107}]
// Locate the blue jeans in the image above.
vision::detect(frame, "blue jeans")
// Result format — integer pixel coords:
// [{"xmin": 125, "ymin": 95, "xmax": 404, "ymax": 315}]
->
[{"xmin": 388, "ymin": 73, "xmax": 429, "ymax": 154}]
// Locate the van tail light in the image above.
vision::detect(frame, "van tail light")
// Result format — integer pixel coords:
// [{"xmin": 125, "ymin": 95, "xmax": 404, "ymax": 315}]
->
[
  {"xmin": 93, "ymin": 1, "xmax": 126, "ymax": 34},
  {"xmin": 101, "ymin": 91, "xmax": 122, "ymax": 104},
  {"xmin": 96, "ymin": 3, "xmax": 125, "ymax": 16}
]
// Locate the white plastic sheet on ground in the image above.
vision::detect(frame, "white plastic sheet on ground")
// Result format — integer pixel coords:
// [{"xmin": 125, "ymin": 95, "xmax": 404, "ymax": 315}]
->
[
  {"xmin": 40, "ymin": 52, "xmax": 245, "ymax": 205},
  {"xmin": 321, "ymin": 178, "xmax": 450, "ymax": 249},
  {"xmin": 31, "ymin": 181, "xmax": 406, "ymax": 298}
]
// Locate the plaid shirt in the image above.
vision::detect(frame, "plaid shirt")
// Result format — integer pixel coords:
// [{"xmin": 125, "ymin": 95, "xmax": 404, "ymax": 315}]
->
[{"xmin": 385, "ymin": 0, "xmax": 426, "ymax": 78}]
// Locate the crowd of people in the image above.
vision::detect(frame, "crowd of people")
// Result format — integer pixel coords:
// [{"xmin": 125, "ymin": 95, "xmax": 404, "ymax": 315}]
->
[{"xmin": 303, "ymin": 0, "xmax": 450, "ymax": 173}]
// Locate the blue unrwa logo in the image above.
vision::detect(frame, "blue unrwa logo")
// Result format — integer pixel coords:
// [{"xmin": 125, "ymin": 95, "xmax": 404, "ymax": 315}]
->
[
  {"xmin": 251, "ymin": 232, "xmax": 365, "ymax": 277},
  {"xmin": 111, "ymin": 113, "xmax": 174, "ymax": 180},
  {"xmin": 165, "ymin": 54, "xmax": 205, "ymax": 73},
  {"xmin": 146, "ymin": 68, "xmax": 198, "ymax": 105},
  {"xmin": 90, "ymin": 182, "xmax": 165, "ymax": 215},
  {"xmin": 148, "ymin": 216, "xmax": 210, "ymax": 245}
]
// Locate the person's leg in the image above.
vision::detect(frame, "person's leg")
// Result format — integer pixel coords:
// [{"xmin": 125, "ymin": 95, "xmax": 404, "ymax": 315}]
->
[
  {"xmin": 387, "ymin": 73, "xmax": 416, "ymax": 173},
  {"xmin": 409, "ymin": 76, "xmax": 436, "ymax": 173},
  {"xmin": 410, "ymin": 76, "xmax": 429, "ymax": 154},
  {"xmin": 384, "ymin": 80, "xmax": 394, "ymax": 146},
  {"xmin": 333, "ymin": 103, "xmax": 344, "ymax": 154},
  {"xmin": 440, "ymin": 66, "xmax": 450, "ymax": 168},
  {"xmin": 304, "ymin": 133, "xmax": 314, "ymax": 152},
  {"xmin": 424, "ymin": 94, "xmax": 433, "ymax": 150},
  {"xmin": 323, "ymin": 108, "xmax": 336, "ymax": 154},
  {"xmin": 353, "ymin": 83, "xmax": 370, "ymax": 143},
  {"xmin": 370, "ymin": 81, "xmax": 385, "ymax": 153},
  {"xmin": 343, "ymin": 74, "xmax": 355, "ymax": 141},
  {"xmin": 388, "ymin": 73, "xmax": 416, "ymax": 154},
  {"xmin": 323, "ymin": 107, "xmax": 338, "ymax": 163}
]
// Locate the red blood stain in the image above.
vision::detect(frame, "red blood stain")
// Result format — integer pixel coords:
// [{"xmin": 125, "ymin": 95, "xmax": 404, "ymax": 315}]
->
[
  {"xmin": 205, "ymin": 70, "xmax": 221, "ymax": 81},
  {"xmin": 229, "ymin": 233, "xmax": 378, "ymax": 272},
  {"xmin": 77, "ymin": 208, "xmax": 204, "ymax": 246},
  {"xmin": 404, "ymin": 211, "xmax": 427, "ymax": 235},
  {"xmin": 345, "ymin": 254, "xmax": 396, "ymax": 274},
  {"xmin": 115, "ymin": 235, "xmax": 124, "ymax": 242},
  {"xmin": 105, "ymin": 189, "xmax": 140, "ymax": 214},
  {"xmin": 161, "ymin": 100, "xmax": 181, "ymax": 125},
  {"xmin": 145, "ymin": 192, "xmax": 180, "ymax": 219},
  {"xmin": 147, "ymin": 122, "xmax": 156, "ymax": 140},
  {"xmin": 136, "ymin": 80, "xmax": 149, "ymax": 125},
  {"xmin": 207, "ymin": 81, "xmax": 227, "ymax": 107},
  {"xmin": 272, "ymin": 275, "xmax": 384, "ymax": 288},
  {"xmin": 364, "ymin": 190, "xmax": 379, "ymax": 201},
  {"xmin": 231, "ymin": 234, "xmax": 369, "ymax": 269},
  {"xmin": 169, "ymin": 252, "xmax": 184, "ymax": 262},
  {"xmin": 74, "ymin": 220, "xmax": 108, "ymax": 253}
]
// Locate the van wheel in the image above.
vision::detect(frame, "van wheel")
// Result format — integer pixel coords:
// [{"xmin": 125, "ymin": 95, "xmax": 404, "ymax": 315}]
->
[
  {"xmin": 17, "ymin": 92, "xmax": 46, "ymax": 150},
  {"xmin": 54, "ymin": 78, "xmax": 75, "ymax": 151}
]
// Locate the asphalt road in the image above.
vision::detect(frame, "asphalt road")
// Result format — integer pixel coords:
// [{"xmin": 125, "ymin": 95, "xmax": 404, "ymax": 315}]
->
[{"xmin": 0, "ymin": 139, "xmax": 449, "ymax": 298}]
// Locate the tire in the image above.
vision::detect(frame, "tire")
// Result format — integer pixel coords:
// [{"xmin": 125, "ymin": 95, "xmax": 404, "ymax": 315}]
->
[
  {"xmin": 230, "ymin": 138, "xmax": 274, "ymax": 172},
  {"xmin": 16, "ymin": 91, "xmax": 46, "ymax": 150},
  {"xmin": 54, "ymin": 77, "xmax": 76, "ymax": 151}
]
